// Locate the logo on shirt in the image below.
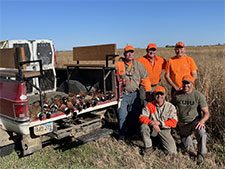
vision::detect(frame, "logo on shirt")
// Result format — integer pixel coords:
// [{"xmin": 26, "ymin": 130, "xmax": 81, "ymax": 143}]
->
[{"xmin": 177, "ymin": 100, "xmax": 194, "ymax": 105}]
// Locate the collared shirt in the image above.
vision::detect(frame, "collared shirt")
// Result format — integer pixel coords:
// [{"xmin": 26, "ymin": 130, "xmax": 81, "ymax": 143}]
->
[
  {"xmin": 165, "ymin": 55, "xmax": 197, "ymax": 88},
  {"xmin": 116, "ymin": 59, "xmax": 151, "ymax": 93},
  {"xmin": 137, "ymin": 55, "xmax": 166, "ymax": 85}
]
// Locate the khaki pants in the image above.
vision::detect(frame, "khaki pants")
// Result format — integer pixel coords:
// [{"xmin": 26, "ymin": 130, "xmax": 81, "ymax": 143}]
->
[
  {"xmin": 177, "ymin": 120, "xmax": 207, "ymax": 155},
  {"xmin": 140, "ymin": 124, "xmax": 177, "ymax": 154}
]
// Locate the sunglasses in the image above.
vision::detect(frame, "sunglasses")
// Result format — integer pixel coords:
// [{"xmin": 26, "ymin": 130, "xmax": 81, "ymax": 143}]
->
[
  {"xmin": 155, "ymin": 92, "xmax": 164, "ymax": 96},
  {"xmin": 148, "ymin": 48, "xmax": 156, "ymax": 52},
  {"xmin": 125, "ymin": 50, "xmax": 134, "ymax": 53},
  {"xmin": 182, "ymin": 80, "xmax": 191, "ymax": 85}
]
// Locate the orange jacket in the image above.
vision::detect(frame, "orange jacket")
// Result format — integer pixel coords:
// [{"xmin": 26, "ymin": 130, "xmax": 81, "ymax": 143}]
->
[
  {"xmin": 137, "ymin": 55, "xmax": 166, "ymax": 85},
  {"xmin": 139, "ymin": 101, "xmax": 178, "ymax": 128},
  {"xmin": 116, "ymin": 60, "xmax": 151, "ymax": 92}
]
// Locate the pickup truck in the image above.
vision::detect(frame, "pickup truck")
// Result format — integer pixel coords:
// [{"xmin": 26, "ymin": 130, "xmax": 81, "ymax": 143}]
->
[{"xmin": 0, "ymin": 40, "xmax": 119, "ymax": 157}]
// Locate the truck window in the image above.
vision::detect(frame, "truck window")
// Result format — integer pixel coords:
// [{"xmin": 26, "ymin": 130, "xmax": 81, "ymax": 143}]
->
[
  {"xmin": 13, "ymin": 43, "xmax": 31, "ymax": 61},
  {"xmin": 39, "ymin": 69, "xmax": 55, "ymax": 91},
  {"xmin": 26, "ymin": 78, "xmax": 33, "ymax": 93},
  {"xmin": 37, "ymin": 43, "xmax": 52, "ymax": 65}
]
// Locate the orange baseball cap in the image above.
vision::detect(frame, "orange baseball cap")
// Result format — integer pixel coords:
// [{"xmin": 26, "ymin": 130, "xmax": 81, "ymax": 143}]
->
[
  {"xmin": 175, "ymin": 41, "xmax": 185, "ymax": 48},
  {"xmin": 147, "ymin": 43, "xmax": 157, "ymax": 50},
  {"xmin": 154, "ymin": 86, "xmax": 166, "ymax": 93},
  {"xmin": 124, "ymin": 45, "xmax": 135, "ymax": 52},
  {"xmin": 182, "ymin": 75, "xmax": 195, "ymax": 84}
]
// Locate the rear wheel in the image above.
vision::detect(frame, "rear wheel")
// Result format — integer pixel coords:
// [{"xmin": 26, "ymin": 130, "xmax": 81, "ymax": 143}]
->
[
  {"xmin": 103, "ymin": 107, "xmax": 118, "ymax": 129},
  {"xmin": 58, "ymin": 80, "xmax": 87, "ymax": 94},
  {"xmin": 0, "ymin": 129, "xmax": 15, "ymax": 157},
  {"xmin": 0, "ymin": 144, "xmax": 15, "ymax": 157}
]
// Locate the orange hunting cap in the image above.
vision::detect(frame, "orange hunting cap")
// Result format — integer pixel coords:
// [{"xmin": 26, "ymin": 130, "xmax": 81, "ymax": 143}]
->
[
  {"xmin": 154, "ymin": 86, "xmax": 166, "ymax": 93},
  {"xmin": 124, "ymin": 45, "xmax": 135, "ymax": 52},
  {"xmin": 182, "ymin": 75, "xmax": 195, "ymax": 84},
  {"xmin": 147, "ymin": 43, "xmax": 157, "ymax": 50},
  {"xmin": 175, "ymin": 41, "xmax": 185, "ymax": 48}
]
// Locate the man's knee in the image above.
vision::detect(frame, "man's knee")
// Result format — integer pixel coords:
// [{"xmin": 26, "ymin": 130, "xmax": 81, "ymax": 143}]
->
[
  {"xmin": 140, "ymin": 124, "xmax": 152, "ymax": 148},
  {"xmin": 166, "ymin": 141, "xmax": 177, "ymax": 154},
  {"xmin": 196, "ymin": 128, "xmax": 207, "ymax": 138},
  {"xmin": 117, "ymin": 106, "xmax": 128, "ymax": 118},
  {"xmin": 162, "ymin": 133, "xmax": 177, "ymax": 154},
  {"xmin": 140, "ymin": 124, "xmax": 150, "ymax": 133}
]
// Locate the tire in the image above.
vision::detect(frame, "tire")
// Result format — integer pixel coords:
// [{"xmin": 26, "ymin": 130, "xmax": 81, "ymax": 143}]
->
[
  {"xmin": 103, "ymin": 107, "xmax": 118, "ymax": 129},
  {"xmin": 0, "ymin": 129, "xmax": 15, "ymax": 157},
  {"xmin": 0, "ymin": 144, "xmax": 15, "ymax": 157},
  {"xmin": 58, "ymin": 80, "xmax": 87, "ymax": 94}
]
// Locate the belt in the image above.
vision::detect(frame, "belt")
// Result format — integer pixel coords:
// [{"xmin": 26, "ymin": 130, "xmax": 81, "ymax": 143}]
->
[
  {"xmin": 178, "ymin": 116, "xmax": 201, "ymax": 125},
  {"xmin": 122, "ymin": 89, "xmax": 137, "ymax": 95}
]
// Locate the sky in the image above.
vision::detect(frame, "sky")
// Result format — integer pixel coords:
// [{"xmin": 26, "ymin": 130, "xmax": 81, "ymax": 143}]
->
[{"xmin": 0, "ymin": 0, "xmax": 224, "ymax": 50}]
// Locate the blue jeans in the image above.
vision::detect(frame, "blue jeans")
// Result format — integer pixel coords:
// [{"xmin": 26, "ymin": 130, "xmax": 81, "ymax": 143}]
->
[{"xmin": 117, "ymin": 91, "xmax": 140, "ymax": 135}]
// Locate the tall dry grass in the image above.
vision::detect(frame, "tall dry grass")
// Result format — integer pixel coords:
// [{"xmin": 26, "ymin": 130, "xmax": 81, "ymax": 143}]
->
[{"xmin": 191, "ymin": 48, "xmax": 225, "ymax": 143}]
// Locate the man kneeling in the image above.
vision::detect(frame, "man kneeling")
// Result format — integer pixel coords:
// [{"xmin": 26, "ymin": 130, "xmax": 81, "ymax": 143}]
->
[
  {"xmin": 139, "ymin": 86, "xmax": 177, "ymax": 154},
  {"xmin": 173, "ymin": 75, "xmax": 210, "ymax": 165}
]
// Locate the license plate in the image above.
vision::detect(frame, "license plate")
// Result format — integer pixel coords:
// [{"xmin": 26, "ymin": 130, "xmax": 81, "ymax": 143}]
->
[{"xmin": 33, "ymin": 122, "xmax": 53, "ymax": 136}]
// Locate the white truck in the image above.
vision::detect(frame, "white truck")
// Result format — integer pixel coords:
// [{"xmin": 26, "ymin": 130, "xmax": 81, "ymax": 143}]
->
[
  {"xmin": 0, "ymin": 39, "xmax": 57, "ymax": 94},
  {"xmin": 0, "ymin": 40, "xmax": 119, "ymax": 157}
]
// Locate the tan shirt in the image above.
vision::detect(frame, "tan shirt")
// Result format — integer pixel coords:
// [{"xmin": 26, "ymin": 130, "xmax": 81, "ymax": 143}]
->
[
  {"xmin": 140, "ymin": 101, "xmax": 178, "ymax": 128},
  {"xmin": 116, "ymin": 59, "xmax": 151, "ymax": 92}
]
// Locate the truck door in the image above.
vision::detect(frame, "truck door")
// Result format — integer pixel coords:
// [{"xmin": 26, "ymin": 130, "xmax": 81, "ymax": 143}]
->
[{"xmin": 32, "ymin": 40, "xmax": 56, "ymax": 92}]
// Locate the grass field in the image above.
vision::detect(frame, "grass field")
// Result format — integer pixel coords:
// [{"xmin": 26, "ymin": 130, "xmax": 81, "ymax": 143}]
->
[
  {"xmin": 0, "ymin": 136, "xmax": 224, "ymax": 169},
  {"xmin": 0, "ymin": 45, "xmax": 224, "ymax": 169}
]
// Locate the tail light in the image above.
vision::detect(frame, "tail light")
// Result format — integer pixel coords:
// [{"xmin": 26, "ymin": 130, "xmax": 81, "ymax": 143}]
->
[
  {"xmin": 16, "ymin": 82, "xmax": 27, "ymax": 100},
  {"xmin": 14, "ymin": 82, "xmax": 29, "ymax": 121},
  {"xmin": 14, "ymin": 104, "xmax": 29, "ymax": 121}
]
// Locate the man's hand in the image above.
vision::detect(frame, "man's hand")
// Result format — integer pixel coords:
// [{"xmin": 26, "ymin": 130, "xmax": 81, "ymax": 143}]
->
[
  {"xmin": 174, "ymin": 86, "xmax": 181, "ymax": 91},
  {"xmin": 196, "ymin": 107, "xmax": 210, "ymax": 130},
  {"xmin": 152, "ymin": 120, "xmax": 160, "ymax": 126},
  {"xmin": 145, "ymin": 91, "xmax": 153, "ymax": 102},
  {"xmin": 122, "ymin": 78, "xmax": 127, "ymax": 87},
  {"xmin": 195, "ymin": 120, "xmax": 205, "ymax": 130},
  {"xmin": 152, "ymin": 124, "xmax": 161, "ymax": 133},
  {"xmin": 150, "ymin": 121, "xmax": 161, "ymax": 133}
]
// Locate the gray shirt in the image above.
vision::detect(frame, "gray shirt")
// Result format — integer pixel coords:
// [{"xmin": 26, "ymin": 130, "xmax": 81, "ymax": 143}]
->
[{"xmin": 174, "ymin": 89, "xmax": 208, "ymax": 123}]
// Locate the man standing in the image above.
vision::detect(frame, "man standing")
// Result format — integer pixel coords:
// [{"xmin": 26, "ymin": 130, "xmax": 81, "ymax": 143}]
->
[
  {"xmin": 139, "ymin": 86, "xmax": 177, "ymax": 154},
  {"xmin": 137, "ymin": 43, "xmax": 166, "ymax": 88},
  {"xmin": 165, "ymin": 42, "xmax": 197, "ymax": 96},
  {"xmin": 174, "ymin": 75, "xmax": 210, "ymax": 165},
  {"xmin": 137, "ymin": 43, "xmax": 166, "ymax": 102},
  {"xmin": 116, "ymin": 45, "xmax": 151, "ymax": 138}
]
